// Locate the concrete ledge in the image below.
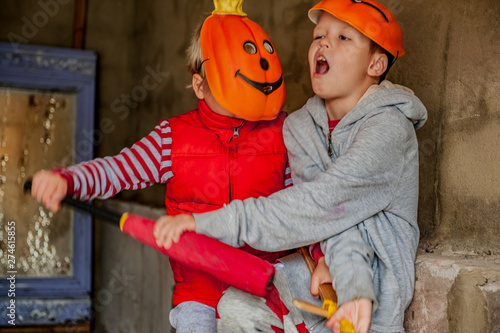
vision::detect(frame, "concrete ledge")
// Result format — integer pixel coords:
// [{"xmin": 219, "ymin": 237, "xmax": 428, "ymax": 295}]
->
[{"xmin": 404, "ymin": 251, "xmax": 500, "ymax": 332}]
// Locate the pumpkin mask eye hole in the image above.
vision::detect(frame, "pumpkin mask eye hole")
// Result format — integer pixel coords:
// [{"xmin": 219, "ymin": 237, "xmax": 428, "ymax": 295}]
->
[
  {"xmin": 244, "ymin": 41, "xmax": 257, "ymax": 54},
  {"xmin": 263, "ymin": 40, "xmax": 274, "ymax": 54}
]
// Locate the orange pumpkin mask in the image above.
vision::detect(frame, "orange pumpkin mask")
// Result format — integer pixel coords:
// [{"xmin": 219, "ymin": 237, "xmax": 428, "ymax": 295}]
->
[{"xmin": 200, "ymin": 0, "xmax": 285, "ymax": 121}]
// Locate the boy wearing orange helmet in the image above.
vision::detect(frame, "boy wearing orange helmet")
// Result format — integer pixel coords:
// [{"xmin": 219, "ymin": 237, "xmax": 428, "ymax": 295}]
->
[{"xmin": 155, "ymin": 0, "xmax": 427, "ymax": 332}]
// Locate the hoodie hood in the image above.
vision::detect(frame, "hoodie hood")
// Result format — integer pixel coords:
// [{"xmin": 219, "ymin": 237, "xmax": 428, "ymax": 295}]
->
[{"xmin": 306, "ymin": 80, "xmax": 427, "ymax": 136}]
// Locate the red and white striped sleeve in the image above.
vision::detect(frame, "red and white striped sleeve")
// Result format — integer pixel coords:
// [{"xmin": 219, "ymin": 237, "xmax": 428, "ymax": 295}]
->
[{"xmin": 55, "ymin": 120, "xmax": 173, "ymax": 201}]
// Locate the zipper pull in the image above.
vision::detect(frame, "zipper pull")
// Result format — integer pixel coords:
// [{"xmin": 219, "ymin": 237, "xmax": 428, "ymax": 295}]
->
[
  {"xmin": 327, "ymin": 133, "xmax": 333, "ymax": 157},
  {"xmin": 229, "ymin": 122, "xmax": 244, "ymax": 143},
  {"xmin": 233, "ymin": 126, "xmax": 240, "ymax": 139},
  {"xmin": 229, "ymin": 126, "xmax": 239, "ymax": 143}
]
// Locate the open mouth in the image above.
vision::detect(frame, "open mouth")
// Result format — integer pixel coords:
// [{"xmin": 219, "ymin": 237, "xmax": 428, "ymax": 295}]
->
[
  {"xmin": 235, "ymin": 70, "xmax": 283, "ymax": 96},
  {"xmin": 315, "ymin": 55, "xmax": 330, "ymax": 74}
]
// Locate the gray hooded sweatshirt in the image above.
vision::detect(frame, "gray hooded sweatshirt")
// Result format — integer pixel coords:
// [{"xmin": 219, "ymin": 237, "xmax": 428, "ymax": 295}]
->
[{"xmin": 195, "ymin": 81, "xmax": 427, "ymax": 332}]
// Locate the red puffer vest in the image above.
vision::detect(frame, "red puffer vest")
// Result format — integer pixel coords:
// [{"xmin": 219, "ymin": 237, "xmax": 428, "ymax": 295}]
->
[{"xmin": 165, "ymin": 100, "xmax": 292, "ymax": 308}]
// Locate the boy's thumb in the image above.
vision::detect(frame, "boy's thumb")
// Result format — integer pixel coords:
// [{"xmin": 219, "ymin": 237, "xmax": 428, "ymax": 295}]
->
[{"xmin": 309, "ymin": 277, "xmax": 320, "ymax": 296}]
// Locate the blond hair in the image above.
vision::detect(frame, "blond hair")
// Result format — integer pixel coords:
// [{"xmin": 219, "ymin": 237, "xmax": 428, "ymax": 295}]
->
[{"xmin": 186, "ymin": 22, "xmax": 206, "ymax": 78}]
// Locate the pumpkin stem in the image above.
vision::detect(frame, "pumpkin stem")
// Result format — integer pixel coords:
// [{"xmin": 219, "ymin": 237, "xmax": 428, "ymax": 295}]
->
[{"xmin": 212, "ymin": 0, "xmax": 247, "ymax": 16}]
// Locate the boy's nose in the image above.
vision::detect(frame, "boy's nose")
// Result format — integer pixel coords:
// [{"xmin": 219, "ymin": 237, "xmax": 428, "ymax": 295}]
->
[
  {"xmin": 319, "ymin": 39, "xmax": 329, "ymax": 48},
  {"xmin": 260, "ymin": 58, "xmax": 269, "ymax": 71}
]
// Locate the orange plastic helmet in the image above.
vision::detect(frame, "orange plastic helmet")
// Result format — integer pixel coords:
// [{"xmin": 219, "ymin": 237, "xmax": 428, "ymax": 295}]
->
[
  {"xmin": 308, "ymin": 0, "xmax": 405, "ymax": 58},
  {"xmin": 200, "ymin": 0, "xmax": 285, "ymax": 121}
]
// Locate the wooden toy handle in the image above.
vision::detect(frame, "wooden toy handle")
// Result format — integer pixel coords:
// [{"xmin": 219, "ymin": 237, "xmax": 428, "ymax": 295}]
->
[{"xmin": 299, "ymin": 247, "xmax": 337, "ymax": 303}]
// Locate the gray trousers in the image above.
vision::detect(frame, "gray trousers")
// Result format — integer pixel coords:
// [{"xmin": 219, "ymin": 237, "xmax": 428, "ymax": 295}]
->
[{"xmin": 169, "ymin": 301, "xmax": 216, "ymax": 333}]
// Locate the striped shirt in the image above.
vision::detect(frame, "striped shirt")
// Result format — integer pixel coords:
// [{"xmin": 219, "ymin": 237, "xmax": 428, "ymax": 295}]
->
[{"xmin": 58, "ymin": 120, "xmax": 292, "ymax": 201}]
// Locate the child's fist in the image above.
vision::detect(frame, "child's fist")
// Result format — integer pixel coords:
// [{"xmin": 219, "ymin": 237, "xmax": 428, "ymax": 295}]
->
[
  {"xmin": 31, "ymin": 170, "xmax": 68, "ymax": 212},
  {"xmin": 310, "ymin": 257, "xmax": 332, "ymax": 298},
  {"xmin": 327, "ymin": 298, "xmax": 372, "ymax": 333},
  {"xmin": 154, "ymin": 214, "xmax": 196, "ymax": 249}
]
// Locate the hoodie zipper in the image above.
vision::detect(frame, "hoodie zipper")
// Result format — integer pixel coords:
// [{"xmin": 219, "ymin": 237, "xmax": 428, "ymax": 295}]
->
[{"xmin": 327, "ymin": 133, "xmax": 333, "ymax": 157}]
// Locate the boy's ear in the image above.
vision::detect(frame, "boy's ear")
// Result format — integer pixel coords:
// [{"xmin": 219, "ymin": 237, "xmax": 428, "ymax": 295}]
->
[
  {"xmin": 368, "ymin": 53, "xmax": 388, "ymax": 78},
  {"xmin": 192, "ymin": 74, "xmax": 205, "ymax": 99}
]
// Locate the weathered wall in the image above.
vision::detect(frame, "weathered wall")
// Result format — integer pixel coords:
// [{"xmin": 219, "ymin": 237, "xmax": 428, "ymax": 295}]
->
[
  {"xmin": 426, "ymin": 0, "xmax": 500, "ymax": 252},
  {"xmin": 377, "ymin": 0, "xmax": 500, "ymax": 252},
  {"xmin": 1, "ymin": 0, "xmax": 500, "ymax": 332},
  {"xmin": 93, "ymin": 200, "xmax": 174, "ymax": 333},
  {"xmin": 395, "ymin": 0, "xmax": 500, "ymax": 252},
  {"xmin": 0, "ymin": 0, "xmax": 75, "ymax": 48}
]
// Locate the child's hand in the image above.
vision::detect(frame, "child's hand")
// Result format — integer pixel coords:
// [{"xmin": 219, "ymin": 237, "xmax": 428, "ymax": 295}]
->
[
  {"xmin": 326, "ymin": 298, "xmax": 372, "ymax": 333},
  {"xmin": 154, "ymin": 214, "xmax": 196, "ymax": 249},
  {"xmin": 31, "ymin": 170, "xmax": 68, "ymax": 213},
  {"xmin": 310, "ymin": 257, "xmax": 332, "ymax": 298}
]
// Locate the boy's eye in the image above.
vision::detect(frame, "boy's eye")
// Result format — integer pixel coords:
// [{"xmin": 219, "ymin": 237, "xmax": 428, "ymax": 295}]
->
[
  {"xmin": 339, "ymin": 35, "xmax": 350, "ymax": 41},
  {"xmin": 314, "ymin": 35, "xmax": 324, "ymax": 40}
]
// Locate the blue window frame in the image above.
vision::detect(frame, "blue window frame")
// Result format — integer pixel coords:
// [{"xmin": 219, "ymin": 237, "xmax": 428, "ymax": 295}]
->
[{"xmin": 0, "ymin": 42, "xmax": 96, "ymax": 326}]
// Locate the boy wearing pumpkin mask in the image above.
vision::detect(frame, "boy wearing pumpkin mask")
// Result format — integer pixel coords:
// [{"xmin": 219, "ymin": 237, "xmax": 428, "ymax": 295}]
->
[
  {"xmin": 29, "ymin": 2, "xmax": 293, "ymax": 333},
  {"xmin": 154, "ymin": 0, "xmax": 427, "ymax": 332}
]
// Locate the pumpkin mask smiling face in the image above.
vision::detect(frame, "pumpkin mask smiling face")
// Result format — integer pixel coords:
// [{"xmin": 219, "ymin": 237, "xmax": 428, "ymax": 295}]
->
[{"xmin": 200, "ymin": 1, "xmax": 285, "ymax": 121}]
